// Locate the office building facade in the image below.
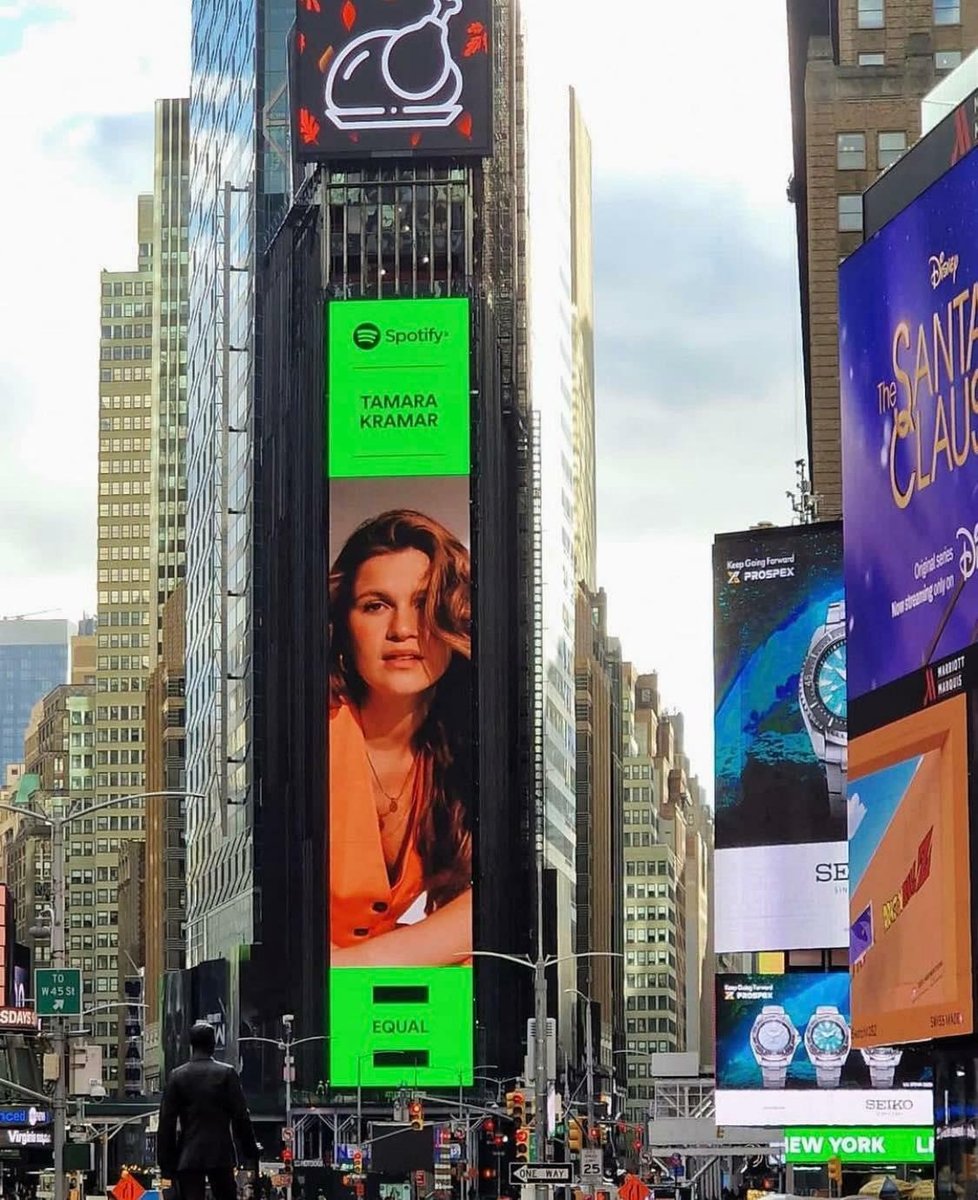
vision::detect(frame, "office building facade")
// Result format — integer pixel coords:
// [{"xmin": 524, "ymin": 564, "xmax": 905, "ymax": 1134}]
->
[
  {"xmin": 524, "ymin": 11, "xmax": 598, "ymax": 1046},
  {"xmin": 574, "ymin": 585, "xmax": 624, "ymax": 1068},
  {"xmin": 619, "ymin": 672, "xmax": 712, "ymax": 1124},
  {"xmin": 143, "ymin": 584, "xmax": 187, "ymax": 1090},
  {"xmin": 0, "ymin": 619, "xmax": 71, "ymax": 779},
  {"xmin": 184, "ymin": 0, "xmax": 292, "ymax": 965},
  {"xmin": 91, "ymin": 97, "xmax": 189, "ymax": 1085},
  {"xmin": 787, "ymin": 0, "xmax": 978, "ymax": 515}
]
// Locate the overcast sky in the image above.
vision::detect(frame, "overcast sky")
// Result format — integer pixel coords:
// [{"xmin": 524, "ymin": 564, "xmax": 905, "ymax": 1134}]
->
[{"xmin": 0, "ymin": 0, "xmax": 805, "ymax": 794}]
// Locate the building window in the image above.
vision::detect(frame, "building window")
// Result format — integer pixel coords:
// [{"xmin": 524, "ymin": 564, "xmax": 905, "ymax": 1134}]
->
[
  {"xmin": 838, "ymin": 194, "xmax": 863, "ymax": 232},
  {"xmin": 934, "ymin": 0, "xmax": 960, "ymax": 23},
  {"xmin": 878, "ymin": 131, "xmax": 907, "ymax": 169},
  {"xmin": 837, "ymin": 132, "xmax": 867, "ymax": 169},
  {"xmin": 858, "ymin": 0, "xmax": 884, "ymax": 26},
  {"xmin": 936, "ymin": 49, "xmax": 962, "ymax": 71},
  {"xmin": 858, "ymin": 51, "xmax": 885, "ymax": 65}
]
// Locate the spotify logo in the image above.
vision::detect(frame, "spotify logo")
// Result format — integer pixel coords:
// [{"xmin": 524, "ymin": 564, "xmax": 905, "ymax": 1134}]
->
[{"xmin": 352, "ymin": 322, "xmax": 382, "ymax": 350}]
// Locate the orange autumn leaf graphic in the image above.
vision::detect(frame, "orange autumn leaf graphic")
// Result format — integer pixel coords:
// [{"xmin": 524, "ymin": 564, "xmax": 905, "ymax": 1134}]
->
[
  {"xmin": 302, "ymin": 0, "xmax": 321, "ymax": 10},
  {"xmin": 341, "ymin": 0, "xmax": 357, "ymax": 30},
  {"xmin": 456, "ymin": 112, "xmax": 473, "ymax": 139},
  {"xmin": 410, "ymin": 132, "xmax": 422, "ymax": 147},
  {"xmin": 318, "ymin": 45, "xmax": 335, "ymax": 72},
  {"xmin": 462, "ymin": 21, "xmax": 488, "ymax": 56},
  {"xmin": 298, "ymin": 108, "xmax": 321, "ymax": 145},
  {"xmin": 297, "ymin": 32, "xmax": 306, "ymax": 53}
]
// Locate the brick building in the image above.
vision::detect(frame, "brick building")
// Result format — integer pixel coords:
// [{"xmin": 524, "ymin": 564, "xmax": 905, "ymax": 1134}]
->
[{"xmin": 787, "ymin": 0, "xmax": 978, "ymax": 515}]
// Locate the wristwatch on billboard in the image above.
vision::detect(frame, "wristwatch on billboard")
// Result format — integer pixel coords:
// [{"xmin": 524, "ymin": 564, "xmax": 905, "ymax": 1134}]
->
[
  {"xmin": 799, "ymin": 600, "xmax": 848, "ymax": 820},
  {"xmin": 861, "ymin": 1045, "xmax": 903, "ymax": 1089},
  {"xmin": 750, "ymin": 1006, "xmax": 800, "ymax": 1089},
  {"xmin": 804, "ymin": 1005, "xmax": 852, "ymax": 1088}
]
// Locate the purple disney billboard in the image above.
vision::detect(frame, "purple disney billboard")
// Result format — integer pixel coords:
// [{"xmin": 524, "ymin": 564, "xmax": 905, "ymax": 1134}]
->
[{"xmin": 840, "ymin": 147, "xmax": 978, "ymax": 701}]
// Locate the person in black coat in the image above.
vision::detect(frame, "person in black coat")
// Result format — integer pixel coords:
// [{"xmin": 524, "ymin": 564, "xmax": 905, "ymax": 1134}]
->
[{"xmin": 158, "ymin": 1020, "xmax": 261, "ymax": 1200}]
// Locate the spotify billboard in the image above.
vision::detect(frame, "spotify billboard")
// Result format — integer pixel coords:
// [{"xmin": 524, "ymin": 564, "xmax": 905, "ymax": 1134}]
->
[{"xmin": 325, "ymin": 297, "xmax": 475, "ymax": 1088}]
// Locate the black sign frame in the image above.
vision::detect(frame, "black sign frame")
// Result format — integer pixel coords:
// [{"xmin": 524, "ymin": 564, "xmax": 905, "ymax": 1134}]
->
[{"xmin": 292, "ymin": 0, "xmax": 493, "ymax": 161}]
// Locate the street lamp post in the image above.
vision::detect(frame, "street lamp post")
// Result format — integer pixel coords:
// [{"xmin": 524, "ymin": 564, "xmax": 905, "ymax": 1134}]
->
[
  {"xmin": 240, "ymin": 1022, "xmax": 330, "ymax": 1196},
  {"xmin": 464, "ymin": 947, "xmax": 621, "ymax": 1200},
  {"xmin": 0, "ymin": 790, "xmax": 205, "ymax": 1200},
  {"xmin": 566, "ymin": 987, "xmax": 595, "ymax": 1183}
]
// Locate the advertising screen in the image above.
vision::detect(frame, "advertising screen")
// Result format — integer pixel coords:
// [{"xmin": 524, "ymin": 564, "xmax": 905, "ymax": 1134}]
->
[
  {"xmin": 849, "ymin": 690, "xmax": 973, "ymax": 1046},
  {"xmin": 840, "ymin": 148, "xmax": 978, "ymax": 700},
  {"xmin": 326, "ymin": 297, "xmax": 474, "ymax": 1088},
  {"xmin": 784, "ymin": 1128, "xmax": 934, "ymax": 1164},
  {"xmin": 714, "ymin": 974, "xmax": 933, "ymax": 1127},
  {"xmin": 713, "ymin": 524, "xmax": 848, "ymax": 952},
  {"xmin": 293, "ymin": 0, "xmax": 493, "ymax": 161}
]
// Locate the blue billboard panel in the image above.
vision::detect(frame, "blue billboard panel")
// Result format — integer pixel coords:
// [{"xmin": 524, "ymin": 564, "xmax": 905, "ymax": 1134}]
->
[
  {"xmin": 713, "ymin": 524, "xmax": 848, "ymax": 953},
  {"xmin": 840, "ymin": 148, "xmax": 978, "ymax": 699}
]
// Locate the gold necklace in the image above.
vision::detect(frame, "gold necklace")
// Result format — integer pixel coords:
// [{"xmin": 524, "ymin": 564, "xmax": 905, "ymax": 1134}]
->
[{"xmin": 365, "ymin": 751, "xmax": 416, "ymax": 830}]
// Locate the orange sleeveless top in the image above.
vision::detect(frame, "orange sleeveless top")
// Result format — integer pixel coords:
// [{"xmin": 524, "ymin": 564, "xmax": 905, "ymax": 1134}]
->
[{"xmin": 328, "ymin": 703, "xmax": 427, "ymax": 948}]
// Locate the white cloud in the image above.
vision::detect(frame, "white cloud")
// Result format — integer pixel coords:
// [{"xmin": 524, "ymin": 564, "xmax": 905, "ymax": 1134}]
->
[
  {"xmin": 848, "ymin": 791, "xmax": 867, "ymax": 839},
  {"xmin": 0, "ymin": 0, "xmax": 189, "ymax": 618},
  {"xmin": 567, "ymin": 0, "xmax": 793, "ymax": 210}
]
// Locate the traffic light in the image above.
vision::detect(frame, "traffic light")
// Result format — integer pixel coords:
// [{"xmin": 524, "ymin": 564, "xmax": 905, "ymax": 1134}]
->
[
  {"xmin": 514, "ymin": 1127, "xmax": 530, "ymax": 1162},
  {"xmin": 408, "ymin": 1099, "xmax": 424, "ymax": 1131},
  {"xmin": 353, "ymin": 1149, "xmax": 363, "ymax": 1174},
  {"xmin": 567, "ymin": 1117, "xmax": 584, "ymax": 1153},
  {"xmin": 505, "ymin": 1091, "xmax": 515, "ymax": 1117},
  {"xmin": 281, "ymin": 1148, "xmax": 293, "ymax": 1166},
  {"xmin": 511, "ymin": 1090, "xmax": 526, "ymax": 1124},
  {"xmin": 827, "ymin": 1158, "xmax": 843, "ymax": 1188}
]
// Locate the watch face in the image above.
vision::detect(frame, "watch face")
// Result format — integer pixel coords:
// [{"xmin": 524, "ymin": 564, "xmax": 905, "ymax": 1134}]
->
[
  {"xmin": 802, "ymin": 630, "xmax": 847, "ymax": 737},
  {"xmin": 817, "ymin": 643, "xmax": 847, "ymax": 719},
  {"xmin": 863, "ymin": 1046, "xmax": 901, "ymax": 1066},
  {"xmin": 809, "ymin": 1018, "xmax": 847, "ymax": 1055},
  {"xmin": 757, "ymin": 1019, "xmax": 793, "ymax": 1053}
]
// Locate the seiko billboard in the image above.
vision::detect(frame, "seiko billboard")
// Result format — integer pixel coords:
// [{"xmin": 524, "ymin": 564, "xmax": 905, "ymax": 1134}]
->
[
  {"xmin": 715, "ymin": 974, "xmax": 933, "ymax": 1127},
  {"xmin": 713, "ymin": 523, "xmax": 848, "ymax": 952}
]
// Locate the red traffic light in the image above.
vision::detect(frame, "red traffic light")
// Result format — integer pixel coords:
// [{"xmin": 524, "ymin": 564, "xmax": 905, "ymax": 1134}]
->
[
  {"xmin": 484, "ymin": 1118, "xmax": 495, "ymax": 1134},
  {"xmin": 281, "ymin": 1148, "xmax": 293, "ymax": 1163}
]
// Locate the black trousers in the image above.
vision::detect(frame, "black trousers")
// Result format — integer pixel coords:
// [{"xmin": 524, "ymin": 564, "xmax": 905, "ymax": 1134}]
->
[{"xmin": 176, "ymin": 1169, "xmax": 238, "ymax": 1200}]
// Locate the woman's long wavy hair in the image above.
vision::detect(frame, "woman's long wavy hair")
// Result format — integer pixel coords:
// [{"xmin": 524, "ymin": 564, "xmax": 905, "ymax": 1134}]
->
[{"xmin": 329, "ymin": 508, "xmax": 472, "ymax": 910}]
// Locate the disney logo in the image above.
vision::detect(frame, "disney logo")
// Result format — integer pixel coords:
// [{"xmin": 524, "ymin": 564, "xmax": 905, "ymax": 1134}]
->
[
  {"xmin": 930, "ymin": 251, "xmax": 960, "ymax": 289},
  {"xmin": 956, "ymin": 524, "xmax": 978, "ymax": 580}
]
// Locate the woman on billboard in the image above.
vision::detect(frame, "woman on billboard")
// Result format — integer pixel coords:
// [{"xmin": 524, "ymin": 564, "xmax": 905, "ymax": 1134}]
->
[{"xmin": 328, "ymin": 508, "xmax": 473, "ymax": 967}]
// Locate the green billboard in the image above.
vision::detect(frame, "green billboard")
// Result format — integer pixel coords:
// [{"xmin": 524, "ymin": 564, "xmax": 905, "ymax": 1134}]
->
[
  {"xmin": 326, "ymin": 297, "xmax": 474, "ymax": 1089},
  {"xmin": 327, "ymin": 298, "xmax": 471, "ymax": 478},
  {"xmin": 784, "ymin": 1128, "xmax": 934, "ymax": 1164}
]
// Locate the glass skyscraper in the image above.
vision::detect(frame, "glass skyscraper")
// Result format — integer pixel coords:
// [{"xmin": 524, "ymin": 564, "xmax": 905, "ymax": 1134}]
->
[
  {"xmin": 0, "ymin": 619, "xmax": 71, "ymax": 778},
  {"xmin": 185, "ymin": 0, "xmax": 293, "ymax": 963}
]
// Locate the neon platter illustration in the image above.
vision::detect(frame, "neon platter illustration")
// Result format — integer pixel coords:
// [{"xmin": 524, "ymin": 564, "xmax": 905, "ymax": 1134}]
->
[{"xmin": 324, "ymin": 0, "xmax": 465, "ymax": 131}]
